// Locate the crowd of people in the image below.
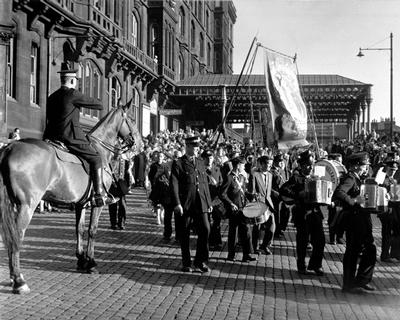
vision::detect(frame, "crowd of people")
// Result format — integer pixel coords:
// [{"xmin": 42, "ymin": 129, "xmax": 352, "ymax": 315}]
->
[{"xmin": 128, "ymin": 126, "xmax": 400, "ymax": 295}]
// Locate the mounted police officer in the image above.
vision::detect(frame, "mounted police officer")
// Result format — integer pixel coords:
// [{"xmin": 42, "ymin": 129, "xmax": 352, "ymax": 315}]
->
[
  {"xmin": 333, "ymin": 152, "xmax": 376, "ymax": 294},
  {"xmin": 280, "ymin": 150, "xmax": 325, "ymax": 276},
  {"xmin": 170, "ymin": 135, "xmax": 213, "ymax": 273},
  {"xmin": 43, "ymin": 62, "xmax": 113, "ymax": 207}
]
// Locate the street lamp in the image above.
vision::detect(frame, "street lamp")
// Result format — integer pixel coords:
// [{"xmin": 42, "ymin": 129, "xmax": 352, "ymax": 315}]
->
[{"xmin": 357, "ymin": 32, "xmax": 393, "ymax": 141}]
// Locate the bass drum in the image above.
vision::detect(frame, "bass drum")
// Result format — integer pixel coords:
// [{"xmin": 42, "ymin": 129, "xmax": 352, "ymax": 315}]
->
[{"xmin": 313, "ymin": 159, "xmax": 347, "ymax": 191}]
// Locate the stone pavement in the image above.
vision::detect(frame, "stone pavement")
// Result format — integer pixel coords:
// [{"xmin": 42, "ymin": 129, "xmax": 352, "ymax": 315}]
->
[{"xmin": 1, "ymin": 188, "xmax": 400, "ymax": 320}]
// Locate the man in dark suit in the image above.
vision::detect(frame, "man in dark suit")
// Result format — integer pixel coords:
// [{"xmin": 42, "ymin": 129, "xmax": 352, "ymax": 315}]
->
[
  {"xmin": 170, "ymin": 135, "xmax": 213, "ymax": 273},
  {"xmin": 43, "ymin": 62, "xmax": 112, "ymax": 207},
  {"xmin": 280, "ymin": 150, "xmax": 325, "ymax": 276},
  {"xmin": 333, "ymin": 152, "xmax": 376, "ymax": 294}
]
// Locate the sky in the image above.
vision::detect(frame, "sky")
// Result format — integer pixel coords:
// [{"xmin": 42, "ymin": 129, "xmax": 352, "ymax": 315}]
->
[{"xmin": 232, "ymin": 0, "xmax": 400, "ymax": 124}]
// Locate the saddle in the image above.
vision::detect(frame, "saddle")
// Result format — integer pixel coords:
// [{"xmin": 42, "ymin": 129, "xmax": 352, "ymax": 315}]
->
[{"xmin": 45, "ymin": 140, "xmax": 90, "ymax": 174}]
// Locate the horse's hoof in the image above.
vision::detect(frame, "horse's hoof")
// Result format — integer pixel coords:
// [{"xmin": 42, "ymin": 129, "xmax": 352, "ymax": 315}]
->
[{"xmin": 12, "ymin": 283, "xmax": 30, "ymax": 294}]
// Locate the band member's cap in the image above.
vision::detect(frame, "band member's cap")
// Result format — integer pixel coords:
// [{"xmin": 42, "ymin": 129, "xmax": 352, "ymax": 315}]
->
[
  {"xmin": 347, "ymin": 152, "xmax": 370, "ymax": 166},
  {"xmin": 230, "ymin": 155, "xmax": 246, "ymax": 164},
  {"xmin": 328, "ymin": 153, "xmax": 342, "ymax": 161},
  {"xmin": 185, "ymin": 135, "xmax": 201, "ymax": 146},
  {"xmin": 273, "ymin": 153, "xmax": 284, "ymax": 163},
  {"xmin": 57, "ymin": 62, "xmax": 78, "ymax": 75},
  {"xmin": 201, "ymin": 149, "xmax": 214, "ymax": 158},
  {"xmin": 298, "ymin": 150, "xmax": 315, "ymax": 165}
]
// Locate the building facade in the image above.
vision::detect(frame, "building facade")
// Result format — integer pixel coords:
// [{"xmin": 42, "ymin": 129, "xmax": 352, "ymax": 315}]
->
[{"xmin": 0, "ymin": 0, "xmax": 236, "ymax": 141}]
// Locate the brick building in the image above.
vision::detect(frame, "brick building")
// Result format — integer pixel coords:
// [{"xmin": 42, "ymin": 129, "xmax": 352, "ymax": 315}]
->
[{"xmin": 0, "ymin": 0, "xmax": 236, "ymax": 141}]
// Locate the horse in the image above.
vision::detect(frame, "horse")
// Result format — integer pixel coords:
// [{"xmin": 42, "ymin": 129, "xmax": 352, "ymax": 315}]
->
[{"xmin": 0, "ymin": 101, "xmax": 142, "ymax": 294}]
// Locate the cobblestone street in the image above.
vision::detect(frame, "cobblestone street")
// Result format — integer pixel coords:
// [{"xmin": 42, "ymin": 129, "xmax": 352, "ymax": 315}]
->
[{"xmin": 1, "ymin": 188, "xmax": 400, "ymax": 320}]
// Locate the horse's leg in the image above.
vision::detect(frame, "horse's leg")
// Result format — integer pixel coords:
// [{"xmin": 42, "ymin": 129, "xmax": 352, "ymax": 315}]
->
[
  {"xmin": 85, "ymin": 206, "xmax": 103, "ymax": 274},
  {"xmin": 75, "ymin": 204, "xmax": 87, "ymax": 271},
  {"xmin": 9, "ymin": 204, "xmax": 35, "ymax": 294}
]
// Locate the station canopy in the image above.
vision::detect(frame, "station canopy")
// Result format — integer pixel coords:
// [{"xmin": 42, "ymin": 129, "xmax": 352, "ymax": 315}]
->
[{"xmin": 169, "ymin": 74, "xmax": 372, "ymax": 127}]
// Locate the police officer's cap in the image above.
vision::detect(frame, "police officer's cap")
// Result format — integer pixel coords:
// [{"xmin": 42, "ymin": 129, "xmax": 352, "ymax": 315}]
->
[
  {"xmin": 185, "ymin": 135, "xmax": 201, "ymax": 146},
  {"xmin": 298, "ymin": 150, "xmax": 315, "ymax": 165},
  {"xmin": 347, "ymin": 152, "xmax": 370, "ymax": 166},
  {"xmin": 259, "ymin": 155, "xmax": 274, "ymax": 164},
  {"xmin": 57, "ymin": 62, "xmax": 78, "ymax": 76}
]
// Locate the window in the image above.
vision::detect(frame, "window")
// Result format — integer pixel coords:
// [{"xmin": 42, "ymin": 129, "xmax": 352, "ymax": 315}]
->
[
  {"xmin": 179, "ymin": 54, "xmax": 185, "ymax": 80},
  {"xmin": 131, "ymin": 12, "xmax": 138, "ymax": 46},
  {"xmin": 105, "ymin": 0, "xmax": 110, "ymax": 17},
  {"xmin": 199, "ymin": 33, "xmax": 204, "ymax": 58},
  {"xmin": 179, "ymin": 7, "xmax": 185, "ymax": 37},
  {"xmin": 149, "ymin": 24, "xmax": 158, "ymax": 58},
  {"xmin": 132, "ymin": 88, "xmax": 140, "ymax": 123},
  {"xmin": 6, "ymin": 37, "xmax": 16, "ymax": 98},
  {"xmin": 198, "ymin": 1, "xmax": 203, "ymax": 22},
  {"xmin": 109, "ymin": 76, "xmax": 121, "ymax": 110},
  {"xmin": 191, "ymin": 21, "xmax": 195, "ymax": 48},
  {"xmin": 30, "ymin": 43, "xmax": 39, "ymax": 105},
  {"xmin": 114, "ymin": 0, "xmax": 120, "ymax": 24},
  {"xmin": 207, "ymin": 43, "xmax": 211, "ymax": 67},
  {"xmin": 205, "ymin": 10, "xmax": 209, "ymax": 33},
  {"xmin": 79, "ymin": 60, "xmax": 101, "ymax": 118}
]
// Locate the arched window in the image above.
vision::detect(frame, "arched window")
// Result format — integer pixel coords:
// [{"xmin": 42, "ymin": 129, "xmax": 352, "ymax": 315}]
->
[
  {"xmin": 179, "ymin": 54, "xmax": 185, "ymax": 80},
  {"xmin": 80, "ymin": 60, "xmax": 102, "ymax": 118},
  {"xmin": 108, "ymin": 76, "xmax": 121, "ymax": 110},
  {"xmin": 30, "ymin": 42, "xmax": 40, "ymax": 105},
  {"xmin": 199, "ymin": 33, "xmax": 204, "ymax": 58},
  {"xmin": 6, "ymin": 36, "xmax": 16, "ymax": 98},
  {"xmin": 191, "ymin": 21, "xmax": 195, "ymax": 48},
  {"xmin": 179, "ymin": 7, "xmax": 185, "ymax": 37},
  {"xmin": 131, "ymin": 12, "xmax": 138, "ymax": 46}
]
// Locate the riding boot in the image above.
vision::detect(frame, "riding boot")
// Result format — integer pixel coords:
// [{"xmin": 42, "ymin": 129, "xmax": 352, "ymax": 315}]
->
[{"xmin": 91, "ymin": 167, "xmax": 117, "ymax": 207}]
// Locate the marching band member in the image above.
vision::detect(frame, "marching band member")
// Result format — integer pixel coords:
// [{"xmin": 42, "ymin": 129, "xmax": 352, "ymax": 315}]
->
[
  {"xmin": 220, "ymin": 155, "xmax": 256, "ymax": 262},
  {"xmin": 378, "ymin": 154, "xmax": 400, "ymax": 262},
  {"xmin": 248, "ymin": 155, "xmax": 276, "ymax": 255},
  {"xmin": 333, "ymin": 152, "xmax": 376, "ymax": 293},
  {"xmin": 280, "ymin": 150, "xmax": 325, "ymax": 276}
]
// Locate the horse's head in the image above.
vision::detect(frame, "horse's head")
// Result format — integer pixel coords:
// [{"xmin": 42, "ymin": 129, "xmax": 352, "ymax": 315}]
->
[
  {"xmin": 117, "ymin": 100, "xmax": 143, "ymax": 154},
  {"xmin": 88, "ymin": 100, "xmax": 143, "ymax": 156}
]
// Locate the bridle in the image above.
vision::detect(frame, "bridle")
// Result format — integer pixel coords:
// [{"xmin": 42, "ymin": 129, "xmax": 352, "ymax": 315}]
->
[{"xmin": 88, "ymin": 109, "xmax": 137, "ymax": 156}]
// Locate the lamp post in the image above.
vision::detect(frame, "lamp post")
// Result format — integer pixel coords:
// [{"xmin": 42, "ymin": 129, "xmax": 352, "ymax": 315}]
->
[{"xmin": 357, "ymin": 32, "xmax": 393, "ymax": 141}]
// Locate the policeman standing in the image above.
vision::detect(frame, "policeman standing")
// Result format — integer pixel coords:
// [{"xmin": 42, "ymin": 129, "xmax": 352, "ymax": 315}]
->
[
  {"xmin": 333, "ymin": 152, "xmax": 376, "ymax": 293},
  {"xmin": 280, "ymin": 150, "xmax": 325, "ymax": 276},
  {"xmin": 170, "ymin": 136, "xmax": 213, "ymax": 273},
  {"xmin": 43, "ymin": 62, "xmax": 113, "ymax": 207}
]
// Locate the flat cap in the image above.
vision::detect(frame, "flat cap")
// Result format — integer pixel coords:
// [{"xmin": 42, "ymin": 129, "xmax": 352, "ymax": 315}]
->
[
  {"xmin": 347, "ymin": 152, "xmax": 370, "ymax": 166},
  {"xmin": 185, "ymin": 135, "xmax": 201, "ymax": 146}
]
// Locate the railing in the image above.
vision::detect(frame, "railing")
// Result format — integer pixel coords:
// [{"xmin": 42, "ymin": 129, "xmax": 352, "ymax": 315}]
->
[
  {"xmin": 54, "ymin": 0, "xmax": 74, "ymax": 12},
  {"xmin": 89, "ymin": 5, "xmax": 123, "ymax": 39},
  {"xmin": 162, "ymin": 65, "xmax": 176, "ymax": 82},
  {"xmin": 123, "ymin": 40, "xmax": 158, "ymax": 74}
]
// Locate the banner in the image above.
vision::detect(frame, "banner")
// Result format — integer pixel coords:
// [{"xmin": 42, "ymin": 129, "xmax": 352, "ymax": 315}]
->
[{"xmin": 264, "ymin": 50, "xmax": 309, "ymax": 149}]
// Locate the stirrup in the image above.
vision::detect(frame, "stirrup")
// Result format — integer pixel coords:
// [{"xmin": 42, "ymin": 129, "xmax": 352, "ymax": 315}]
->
[{"xmin": 91, "ymin": 194, "xmax": 119, "ymax": 207}]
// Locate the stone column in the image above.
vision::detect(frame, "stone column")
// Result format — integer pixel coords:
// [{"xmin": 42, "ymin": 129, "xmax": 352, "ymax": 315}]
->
[
  {"xmin": 0, "ymin": 0, "xmax": 14, "ymax": 141},
  {"xmin": 366, "ymin": 98, "xmax": 372, "ymax": 132},
  {"xmin": 361, "ymin": 100, "xmax": 366, "ymax": 134},
  {"xmin": 347, "ymin": 121, "xmax": 352, "ymax": 141}
]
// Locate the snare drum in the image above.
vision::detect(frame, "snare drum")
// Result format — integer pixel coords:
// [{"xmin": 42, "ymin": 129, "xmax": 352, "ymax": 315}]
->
[
  {"xmin": 314, "ymin": 159, "xmax": 347, "ymax": 191},
  {"xmin": 243, "ymin": 201, "xmax": 272, "ymax": 225},
  {"xmin": 305, "ymin": 179, "xmax": 333, "ymax": 205}
]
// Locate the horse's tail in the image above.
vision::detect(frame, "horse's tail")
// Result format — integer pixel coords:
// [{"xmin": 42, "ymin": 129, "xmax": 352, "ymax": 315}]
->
[{"xmin": 0, "ymin": 147, "xmax": 21, "ymax": 251}]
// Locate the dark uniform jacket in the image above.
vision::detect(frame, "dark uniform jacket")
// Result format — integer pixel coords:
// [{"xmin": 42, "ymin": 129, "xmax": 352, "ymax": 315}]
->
[
  {"xmin": 43, "ymin": 86, "xmax": 103, "ymax": 145},
  {"xmin": 271, "ymin": 166, "xmax": 287, "ymax": 203},
  {"xmin": 170, "ymin": 155, "xmax": 212, "ymax": 214},
  {"xmin": 220, "ymin": 171, "xmax": 248, "ymax": 214},
  {"xmin": 333, "ymin": 171, "xmax": 361, "ymax": 211},
  {"xmin": 280, "ymin": 170, "xmax": 323, "ymax": 223}
]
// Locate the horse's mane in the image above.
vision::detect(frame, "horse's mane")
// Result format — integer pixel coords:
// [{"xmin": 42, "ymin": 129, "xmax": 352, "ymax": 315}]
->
[{"xmin": 88, "ymin": 107, "xmax": 120, "ymax": 135}]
